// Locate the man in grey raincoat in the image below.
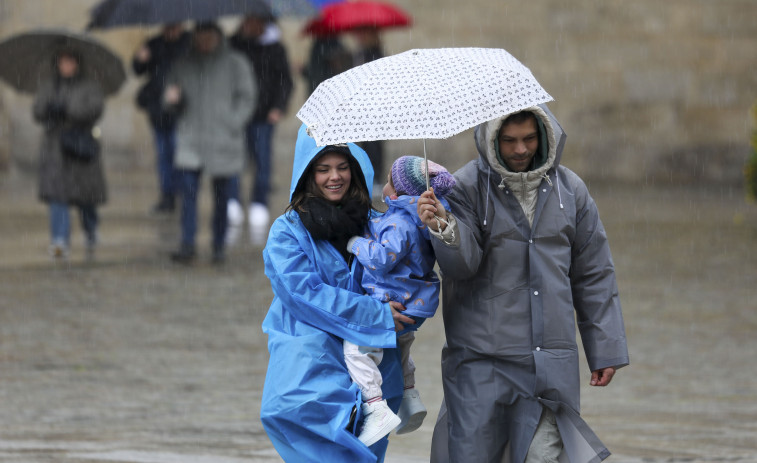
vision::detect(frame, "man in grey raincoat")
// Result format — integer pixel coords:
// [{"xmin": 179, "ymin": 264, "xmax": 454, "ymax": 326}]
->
[{"xmin": 417, "ymin": 105, "xmax": 629, "ymax": 463}]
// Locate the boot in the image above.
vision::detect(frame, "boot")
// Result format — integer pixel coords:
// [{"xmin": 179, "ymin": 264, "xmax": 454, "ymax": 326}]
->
[
  {"xmin": 170, "ymin": 244, "xmax": 196, "ymax": 264},
  {"xmin": 395, "ymin": 388, "xmax": 427, "ymax": 435},
  {"xmin": 152, "ymin": 195, "xmax": 175, "ymax": 214}
]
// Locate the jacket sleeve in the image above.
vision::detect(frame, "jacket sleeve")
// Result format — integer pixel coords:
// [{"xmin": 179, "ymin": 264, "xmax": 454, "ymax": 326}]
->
[
  {"xmin": 429, "ymin": 165, "xmax": 485, "ymax": 280},
  {"xmin": 228, "ymin": 55, "xmax": 257, "ymax": 127},
  {"xmin": 350, "ymin": 219, "xmax": 414, "ymax": 276},
  {"xmin": 569, "ymin": 177, "xmax": 629, "ymax": 372},
  {"xmin": 270, "ymin": 44, "xmax": 294, "ymax": 112},
  {"xmin": 131, "ymin": 38, "xmax": 156, "ymax": 75},
  {"xmin": 32, "ymin": 81, "xmax": 55, "ymax": 124},
  {"xmin": 264, "ymin": 218, "xmax": 397, "ymax": 348}
]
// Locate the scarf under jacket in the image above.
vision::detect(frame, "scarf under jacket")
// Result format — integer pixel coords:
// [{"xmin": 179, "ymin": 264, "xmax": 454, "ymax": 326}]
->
[{"xmin": 299, "ymin": 196, "xmax": 369, "ymax": 261}]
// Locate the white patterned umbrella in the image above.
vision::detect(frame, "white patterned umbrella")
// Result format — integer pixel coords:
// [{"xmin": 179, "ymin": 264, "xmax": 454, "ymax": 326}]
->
[{"xmin": 297, "ymin": 47, "xmax": 553, "ymax": 146}]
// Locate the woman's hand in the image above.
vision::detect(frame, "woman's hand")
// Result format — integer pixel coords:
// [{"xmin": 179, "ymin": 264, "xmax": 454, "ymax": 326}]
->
[
  {"xmin": 417, "ymin": 188, "xmax": 447, "ymax": 232},
  {"xmin": 389, "ymin": 301, "xmax": 414, "ymax": 332}
]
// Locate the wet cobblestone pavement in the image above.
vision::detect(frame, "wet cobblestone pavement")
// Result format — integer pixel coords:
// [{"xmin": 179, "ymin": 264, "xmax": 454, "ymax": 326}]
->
[{"xmin": 1, "ymin": 159, "xmax": 756, "ymax": 462}]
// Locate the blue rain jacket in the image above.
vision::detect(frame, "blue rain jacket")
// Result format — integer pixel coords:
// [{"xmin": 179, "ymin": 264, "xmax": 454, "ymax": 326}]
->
[
  {"xmin": 350, "ymin": 195, "xmax": 445, "ymax": 319},
  {"xmin": 261, "ymin": 124, "xmax": 403, "ymax": 462}
]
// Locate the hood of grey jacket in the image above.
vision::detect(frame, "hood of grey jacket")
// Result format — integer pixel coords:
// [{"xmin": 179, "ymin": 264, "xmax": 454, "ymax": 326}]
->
[
  {"xmin": 472, "ymin": 104, "xmax": 568, "ymax": 225},
  {"xmin": 474, "ymin": 103, "xmax": 567, "ymax": 175}
]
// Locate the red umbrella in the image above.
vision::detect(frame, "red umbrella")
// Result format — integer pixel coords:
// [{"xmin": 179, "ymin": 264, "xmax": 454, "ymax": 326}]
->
[{"xmin": 303, "ymin": 1, "xmax": 412, "ymax": 36}]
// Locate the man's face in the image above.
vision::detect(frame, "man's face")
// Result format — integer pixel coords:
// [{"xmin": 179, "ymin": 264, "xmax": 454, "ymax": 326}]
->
[
  {"xmin": 498, "ymin": 116, "xmax": 539, "ymax": 172},
  {"xmin": 194, "ymin": 30, "xmax": 220, "ymax": 54}
]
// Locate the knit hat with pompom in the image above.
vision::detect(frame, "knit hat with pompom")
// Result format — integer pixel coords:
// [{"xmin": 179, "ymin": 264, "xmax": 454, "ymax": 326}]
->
[{"xmin": 390, "ymin": 156, "xmax": 456, "ymax": 197}]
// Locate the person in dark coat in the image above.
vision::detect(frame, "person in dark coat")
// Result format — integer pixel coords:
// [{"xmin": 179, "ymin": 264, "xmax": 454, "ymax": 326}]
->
[
  {"xmin": 227, "ymin": 14, "xmax": 293, "ymax": 245},
  {"xmin": 132, "ymin": 23, "xmax": 191, "ymax": 213},
  {"xmin": 351, "ymin": 26, "xmax": 385, "ymax": 184},
  {"xmin": 417, "ymin": 106, "xmax": 629, "ymax": 462},
  {"xmin": 32, "ymin": 48, "xmax": 107, "ymax": 261},
  {"xmin": 301, "ymin": 35, "xmax": 352, "ymax": 96}
]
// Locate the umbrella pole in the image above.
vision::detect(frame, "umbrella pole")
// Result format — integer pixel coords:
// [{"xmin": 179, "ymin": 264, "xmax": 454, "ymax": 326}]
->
[{"xmin": 424, "ymin": 139, "xmax": 429, "ymax": 191}]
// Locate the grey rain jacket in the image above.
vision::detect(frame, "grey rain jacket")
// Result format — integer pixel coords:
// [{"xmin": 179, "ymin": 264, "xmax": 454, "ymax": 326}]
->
[
  {"xmin": 165, "ymin": 37, "xmax": 256, "ymax": 176},
  {"xmin": 429, "ymin": 105, "xmax": 629, "ymax": 463}
]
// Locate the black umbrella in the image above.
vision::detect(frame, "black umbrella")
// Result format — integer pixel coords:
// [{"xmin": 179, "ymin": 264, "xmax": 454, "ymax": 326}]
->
[
  {"xmin": 0, "ymin": 29, "xmax": 126, "ymax": 96},
  {"xmin": 87, "ymin": 0, "xmax": 274, "ymax": 30}
]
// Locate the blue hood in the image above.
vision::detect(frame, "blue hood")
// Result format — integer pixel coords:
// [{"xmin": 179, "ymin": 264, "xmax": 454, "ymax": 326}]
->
[{"xmin": 290, "ymin": 124, "xmax": 375, "ymax": 201}]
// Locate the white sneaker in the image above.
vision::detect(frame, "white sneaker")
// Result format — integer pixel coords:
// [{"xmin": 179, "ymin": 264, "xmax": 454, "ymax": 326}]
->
[
  {"xmin": 395, "ymin": 388, "xmax": 427, "ymax": 435},
  {"xmin": 48, "ymin": 240, "xmax": 69, "ymax": 261},
  {"xmin": 227, "ymin": 199, "xmax": 245, "ymax": 227},
  {"xmin": 225, "ymin": 223, "xmax": 242, "ymax": 246},
  {"xmin": 248, "ymin": 202, "xmax": 270, "ymax": 246},
  {"xmin": 358, "ymin": 399, "xmax": 401, "ymax": 447}
]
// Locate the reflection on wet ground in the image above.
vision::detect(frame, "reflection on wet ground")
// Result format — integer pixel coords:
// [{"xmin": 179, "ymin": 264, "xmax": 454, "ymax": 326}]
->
[{"xmin": 1, "ymin": 164, "xmax": 756, "ymax": 462}]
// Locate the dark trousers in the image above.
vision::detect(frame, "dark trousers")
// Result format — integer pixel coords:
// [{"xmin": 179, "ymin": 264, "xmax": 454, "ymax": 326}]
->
[
  {"xmin": 177, "ymin": 170, "xmax": 231, "ymax": 252},
  {"xmin": 151, "ymin": 126, "xmax": 178, "ymax": 199},
  {"xmin": 228, "ymin": 121, "xmax": 274, "ymax": 207}
]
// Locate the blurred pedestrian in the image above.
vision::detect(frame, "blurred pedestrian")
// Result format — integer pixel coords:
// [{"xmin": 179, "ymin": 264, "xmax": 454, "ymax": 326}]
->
[
  {"xmin": 417, "ymin": 106, "xmax": 629, "ymax": 462},
  {"xmin": 260, "ymin": 124, "xmax": 411, "ymax": 461},
  {"xmin": 32, "ymin": 48, "xmax": 107, "ymax": 261},
  {"xmin": 345, "ymin": 156, "xmax": 456, "ymax": 445},
  {"xmin": 227, "ymin": 14, "xmax": 293, "ymax": 245},
  {"xmin": 163, "ymin": 22, "xmax": 256, "ymax": 264},
  {"xmin": 301, "ymin": 34, "xmax": 352, "ymax": 96},
  {"xmin": 132, "ymin": 23, "xmax": 190, "ymax": 214},
  {"xmin": 351, "ymin": 26, "xmax": 385, "ymax": 184}
]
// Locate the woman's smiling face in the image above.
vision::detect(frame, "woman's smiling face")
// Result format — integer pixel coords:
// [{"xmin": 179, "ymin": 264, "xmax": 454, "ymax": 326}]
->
[{"xmin": 313, "ymin": 151, "xmax": 352, "ymax": 203}]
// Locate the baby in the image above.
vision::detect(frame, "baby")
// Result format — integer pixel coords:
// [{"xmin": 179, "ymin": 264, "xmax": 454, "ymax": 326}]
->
[{"xmin": 345, "ymin": 155, "xmax": 455, "ymax": 446}]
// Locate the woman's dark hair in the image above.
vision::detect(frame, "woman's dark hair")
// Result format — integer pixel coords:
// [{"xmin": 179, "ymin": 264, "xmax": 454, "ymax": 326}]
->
[{"xmin": 287, "ymin": 148, "xmax": 372, "ymax": 215}]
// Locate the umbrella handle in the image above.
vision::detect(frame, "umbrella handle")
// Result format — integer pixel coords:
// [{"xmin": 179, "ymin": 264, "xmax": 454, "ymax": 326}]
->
[{"xmin": 424, "ymin": 139, "xmax": 429, "ymax": 191}]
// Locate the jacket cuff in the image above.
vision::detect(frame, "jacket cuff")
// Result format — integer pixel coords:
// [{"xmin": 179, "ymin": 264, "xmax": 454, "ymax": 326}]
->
[
  {"xmin": 429, "ymin": 214, "xmax": 459, "ymax": 246},
  {"xmin": 347, "ymin": 236, "xmax": 361, "ymax": 253}
]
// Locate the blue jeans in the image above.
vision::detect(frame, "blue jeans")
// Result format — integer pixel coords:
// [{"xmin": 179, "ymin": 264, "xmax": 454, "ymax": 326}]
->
[
  {"xmin": 228, "ymin": 121, "xmax": 274, "ymax": 206},
  {"xmin": 49, "ymin": 201, "xmax": 98, "ymax": 245},
  {"xmin": 151, "ymin": 127, "xmax": 178, "ymax": 198},
  {"xmin": 177, "ymin": 170, "xmax": 231, "ymax": 252}
]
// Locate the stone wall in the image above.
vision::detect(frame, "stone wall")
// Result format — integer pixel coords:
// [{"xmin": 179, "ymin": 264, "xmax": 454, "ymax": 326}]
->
[{"xmin": 1, "ymin": 0, "xmax": 755, "ymax": 184}]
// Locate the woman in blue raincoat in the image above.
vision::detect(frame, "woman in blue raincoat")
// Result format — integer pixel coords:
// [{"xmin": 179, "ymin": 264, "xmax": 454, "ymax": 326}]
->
[{"xmin": 261, "ymin": 125, "xmax": 413, "ymax": 462}]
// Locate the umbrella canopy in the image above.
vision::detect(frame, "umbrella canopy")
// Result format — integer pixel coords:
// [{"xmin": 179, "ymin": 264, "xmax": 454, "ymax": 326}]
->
[
  {"xmin": 264, "ymin": 0, "xmax": 342, "ymax": 18},
  {"xmin": 87, "ymin": 0, "xmax": 274, "ymax": 29},
  {"xmin": 297, "ymin": 47, "xmax": 553, "ymax": 146},
  {"xmin": 0, "ymin": 29, "xmax": 126, "ymax": 96},
  {"xmin": 303, "ymin": 0, "xmax": 411, "ymax": 36}
]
